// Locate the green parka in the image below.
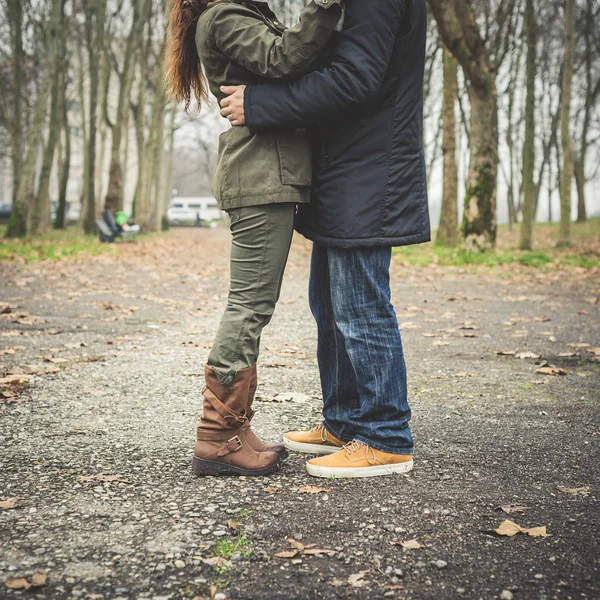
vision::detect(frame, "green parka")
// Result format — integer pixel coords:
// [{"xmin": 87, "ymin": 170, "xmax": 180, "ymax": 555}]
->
[{"xmin": 195, "ymin": 0, "xmax": 342, "ymax": 210}]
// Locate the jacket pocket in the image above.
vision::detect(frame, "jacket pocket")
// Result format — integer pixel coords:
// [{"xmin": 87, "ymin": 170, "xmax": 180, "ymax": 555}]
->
[{"xmin": 275, "ymin": 129, "xmax": 312, "ymax": 187}]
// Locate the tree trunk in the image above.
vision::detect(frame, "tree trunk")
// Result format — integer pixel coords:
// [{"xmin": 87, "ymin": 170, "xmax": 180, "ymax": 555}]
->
[
  {"xmin": 436, "ymin": 47, "xmax": 458, "ymax": 247},
  {"xmin": 6, "ymin": 0, "xmax": 63, "ymax": 238},
  {"xmin": 162, "ymin": 105, "xmax": 177, "ymax": 229},
  {"xmin": 132, "ymin": 8, "xmax": 152, "ymax": 226},
  {"xmin": 427, "ymin": 0, "xmax": 499, "ymax": 252},
  {"xmin": 83, "ymin": 0, "xmax": 108, "ymax": 235},
  {"xmin": 518, "ymin": 0, "xmax": 537, "ymax": 250},
  {"xmin": 31, "ymin": 0, "xmax": 67, "ymax": 236},
  {"xmin": 462, "ymin": 84, "xmax": 498, "ymax": 252},
  {"xmin": 104, "ymin": 0, "xmax": 147, "ymax": 213},
  {"xmin": 557, "ymin": 0, "xmax": 575, "ymax": 247},
  {"xmin": 574, "ymin": 0, "xmax": 599, "ymax": 223},
  {"xmin": 7, "ymin": 0, "xmax": 24, "ymax": 209},
  {"xmin": 55, "ymin": 102, "xmax": 72, "ymax": 230}
]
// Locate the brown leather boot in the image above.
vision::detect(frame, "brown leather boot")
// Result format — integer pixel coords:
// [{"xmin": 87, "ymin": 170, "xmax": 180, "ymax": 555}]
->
[
  {"xmin": 193, "ymin": 365, "xmax": 280, "ymax": 476},
  {"xmin": 241, "ymin": 365, "xmax": 288, "ymax": 458}
]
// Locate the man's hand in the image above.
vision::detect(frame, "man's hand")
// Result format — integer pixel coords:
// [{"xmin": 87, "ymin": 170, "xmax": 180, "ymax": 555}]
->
[{"xmin": 220, "ymin": 85, "xmax": 247, "ymax": 126}]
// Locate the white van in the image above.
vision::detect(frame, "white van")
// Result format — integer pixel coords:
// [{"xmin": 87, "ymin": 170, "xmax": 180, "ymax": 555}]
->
[{"xmin": 167, "ymin": 197, "xmax": 223, "ymax": 226}]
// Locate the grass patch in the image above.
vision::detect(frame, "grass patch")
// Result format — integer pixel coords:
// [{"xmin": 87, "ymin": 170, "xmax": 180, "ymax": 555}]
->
[
  {"xmin": 393, "ymin": 219, "xmax": 600, "ymax": 269},
  {"xmin": 0, "ymin": 227, "xmax": 118, "ymax": 263},
  {"xmin": 212, "ymin": 535, "xmax": 252, "ymax": 560}
]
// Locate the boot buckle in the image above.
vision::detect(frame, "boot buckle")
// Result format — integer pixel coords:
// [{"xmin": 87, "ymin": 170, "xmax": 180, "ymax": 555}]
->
[{"xmin": 227, "ymin": 435, "xmax": 244, "ymax": 452}]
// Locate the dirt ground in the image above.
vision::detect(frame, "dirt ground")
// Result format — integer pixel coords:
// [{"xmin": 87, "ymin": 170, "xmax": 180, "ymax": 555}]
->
[{"xmin": 1, "ymin": 228, "xmax": 599, "ymax": 600}]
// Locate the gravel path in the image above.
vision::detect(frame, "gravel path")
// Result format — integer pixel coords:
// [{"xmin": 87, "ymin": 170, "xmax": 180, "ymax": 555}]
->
[{"xmin": 1, "ymin": 228, "xmax": 599, "ymax": 600}]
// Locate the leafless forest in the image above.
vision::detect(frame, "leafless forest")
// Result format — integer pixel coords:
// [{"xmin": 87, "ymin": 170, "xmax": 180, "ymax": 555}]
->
[{"xmin": 0, "ymin": 0, "xmax": 599, "ymax": 251}]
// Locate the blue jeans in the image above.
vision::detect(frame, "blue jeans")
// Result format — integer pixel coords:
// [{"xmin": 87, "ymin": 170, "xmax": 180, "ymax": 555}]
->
[{"xmin": 309, "ymin": 243, "xmax": 414, "ymax": 455}]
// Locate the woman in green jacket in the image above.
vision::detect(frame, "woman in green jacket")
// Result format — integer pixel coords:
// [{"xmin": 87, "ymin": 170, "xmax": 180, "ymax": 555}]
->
[{"xmin": 165, "ymin": 0, "xmax": 343, "ymax": 476}]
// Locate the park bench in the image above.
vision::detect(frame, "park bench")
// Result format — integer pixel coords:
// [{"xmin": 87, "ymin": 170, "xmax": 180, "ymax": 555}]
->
[{"xmin": 96, "ymin": 219, "xmax": 137, "ymax": 243}]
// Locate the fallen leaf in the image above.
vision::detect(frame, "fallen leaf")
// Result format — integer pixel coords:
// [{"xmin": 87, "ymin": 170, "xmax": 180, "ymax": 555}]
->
[
  {"xmin": 0, "ymin": 498, "xmax": 17, "ymax": 510},
  {"xmin": 4, "ymin": 572, "xmax": 47, "ymax": 590},
  {"xmin": 287, "ymin": 537, "xmax": 305, "ymax": 551},
  {"xmin": 263, "ymin": 487, "xmax": 278, "ymax": 493},
  {"xmin": 535, "ymin": 367, "xmax": 568, "ymax": 376},
  {"xmin": 496, "ymin": 503, "xmax": 528, "ymax": 514},
  {"xmin": 493, "ymin": 519, "xmax": 550, "ymax": 537},
  {"xmin": 303, "ymin": 548, "xmax": 337, "ymax": 555},
  {"xmin": 298, "ymin": 486, "xmax": 330, "ymax": 494},
  {"xmin": 274, "ymin": 551, "xmax": 298, "ymax": 559},
  {"xmin": 348, "ymin": 570, "xmax": 370, "ymax": 587},
  {"xmin": 30, "ymin": 573, "xmax": 47, "ymax": 587},
  {"xmin": 566, "ymin": 343, "xmax": 590, "ymax": 348},
  {"xmin": 586, "ymin": 348, "xmax": 600, "ymax": 357},
  {"xmin": 460, "ymin": 333, "xmax": 479, "ymax": 338},
  {"xmin": 4, "ymin": 577, "xmax": 30, "ymax": 590},
  {"xmin": 496, "ymin": 350, "xmax": 517, "ymax": 356},
  {"xmin": 432, "ymin": 340, "xmax": 450, "ymax": 346},
  {"xmin": 556, "ymin": 485, "xmax": 590, "ymax": 497},
  {"xmin": 454, "ymin": 372, "xmax": 476, "ymax": 378},
  {"xmin": 227, "ymin": 520, "xmax": 239, "ymax": 530},
  {"xmin": 515, "ymin": 351, "xmax": 541, "ymax": 359},
  {"xmin": 534, "ymin": 316, "xmax": 551, "ymax": 322},
  {"xmin": 399, "ymin": 539, "xmax": 422, "ymax": 549}
]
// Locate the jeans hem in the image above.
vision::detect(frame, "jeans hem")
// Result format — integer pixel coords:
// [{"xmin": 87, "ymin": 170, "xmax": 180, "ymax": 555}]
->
[
  {"xmin": 353, "ymin": 434, "xmax": 414, "ymax": 456},
  {"xmin": 322, "ymin": 421, "xmax": 353, "ymax": 444}
]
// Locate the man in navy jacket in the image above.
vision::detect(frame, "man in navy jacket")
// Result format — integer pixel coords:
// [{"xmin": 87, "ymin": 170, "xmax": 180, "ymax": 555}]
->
[{"xmin": 220, "ymin": 0, "xmax": 430, "ymax": 478}]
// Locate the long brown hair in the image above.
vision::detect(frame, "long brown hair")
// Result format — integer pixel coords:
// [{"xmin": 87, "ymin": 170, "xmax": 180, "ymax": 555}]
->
[{"xmin": 165, "ymin": 0, "xmax": 209, "ymax": 113}]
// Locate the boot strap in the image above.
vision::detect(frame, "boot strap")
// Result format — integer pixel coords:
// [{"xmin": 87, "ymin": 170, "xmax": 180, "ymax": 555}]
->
[
  {"xmin": 246, "ymin": 406, "xmax": 255, "ymax": 422},
  {"xmin": 216, "ymin": 435, "xmax": 244, "ymax": 457},
  {"xmin": 204, "ymin": 389, "xmax": 248, "ymax": 426}
]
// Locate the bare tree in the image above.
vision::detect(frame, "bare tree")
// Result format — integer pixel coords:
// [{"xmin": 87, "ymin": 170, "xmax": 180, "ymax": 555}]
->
[
  {"xmin": 518, "ymin": 0, "xmax": 537, "ymax": 250},
  {"xmin": 574, "ymin": 0, "xmax": 600, "ymax": 222},
  {"xmin": 6, "ymin": 0, "xmax": 63, "ymax": 237},
  {"xmin": 427, "ymin": 0, "xmax": 518, "ymax": 251},
  {"xmin": 557, "ymin": 0, "xmax": 575, "ymax": 247},
  {"xmin": 104, "ymin": 0, "xmax": 148, "ymax": 213},
  {"xmin": 81, "ymin": 0, "xmax": 108, "ymax": 235},
  {"xmin": 436, "ymin": 46, "xmax": 458, "ymax": 247}
]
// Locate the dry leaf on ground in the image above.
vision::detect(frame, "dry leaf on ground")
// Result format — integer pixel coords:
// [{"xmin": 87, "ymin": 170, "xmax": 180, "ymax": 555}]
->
[
  {"xmin": 496, "ymin": 350, "xmax": 517, "ymax": 356},
  {"xmin": 274, "ymin": 551, "xmax": 298, "ymax": 559},
  {"xmin": 227, "ymin": 520, "xmax": 239, "ymax": 530},
  {"xmin": 0, "ymin": 498, "xmax": 17, "ymax": 510},
  {"xmin": 556, "ymin": 485, "xmax": 590, "ymax": 496},
  {"xmin": 4, "ymin": 572, "xmax": 47, "ymax": 590},
  {"xmin": 567, "ymin": 343, "xmax": 590, "ymax": 348},
  {"xmin": 515, "ymin": 351, "xmax": 541, "ymax": 359},
  {"xmin": 298, "ymin": 486, "xmax": 330, "ymax": 494},
  {"xmin": 348, "ymin": 570, "xmax": 370, "ymax": 587},
  {"xmin": 496, "ymin": 503, "xmax": 528, "ymax": 514},
  {"xmin": 535, "ymin": 367, "xmax": 568, "ymax": 376},
  {"xmin": 263, "ymin": 487, "xmax": 278, "ymax": 494},
  {"xmin": 399, "ymin": 539, "xmax": 422, "ymax": 549},
  {"xmin": 493, "ymin": 519, "xmax": 550, "ymax": 537}
]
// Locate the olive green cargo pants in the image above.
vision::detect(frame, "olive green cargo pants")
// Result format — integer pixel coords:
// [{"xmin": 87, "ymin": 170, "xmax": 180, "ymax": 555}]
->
[{"xmin": 208, "ymin": 203, "xmax": 296, "ymax": 386}]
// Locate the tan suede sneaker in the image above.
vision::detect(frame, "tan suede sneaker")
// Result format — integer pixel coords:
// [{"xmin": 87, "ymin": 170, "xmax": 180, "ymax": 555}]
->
[
  {"xmin": 306, "ymin": 440, "xmax": 413, "ymax": 478},
  {"xmin": 283, "ymin": 423, "xmax": 345, "ymax": 455}
]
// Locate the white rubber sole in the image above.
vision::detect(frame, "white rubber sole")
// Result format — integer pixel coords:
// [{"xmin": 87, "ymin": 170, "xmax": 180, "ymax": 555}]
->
[
  {"xmin": 283, "ymin": 437, "xmax": 342, "ymax": 455},
  {"xmin": 306, "ymin": 459, "xmax": 414, "ymax": 479}
]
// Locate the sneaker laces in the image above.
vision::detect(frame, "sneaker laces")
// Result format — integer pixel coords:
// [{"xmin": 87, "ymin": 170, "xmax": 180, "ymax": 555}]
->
[
  {"xmin": 343, "ymin": 440, "xmax": 377, "ymax": 464},
  {"xmin": 312, "ymin": 423, "xmax": 327, "ymax": 442}
]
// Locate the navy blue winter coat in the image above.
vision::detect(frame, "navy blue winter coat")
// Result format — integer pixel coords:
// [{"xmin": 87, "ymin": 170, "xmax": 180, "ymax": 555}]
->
[{"xmin": 244, "ymin": 0, "xmax": 431, "ymax": 248}]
